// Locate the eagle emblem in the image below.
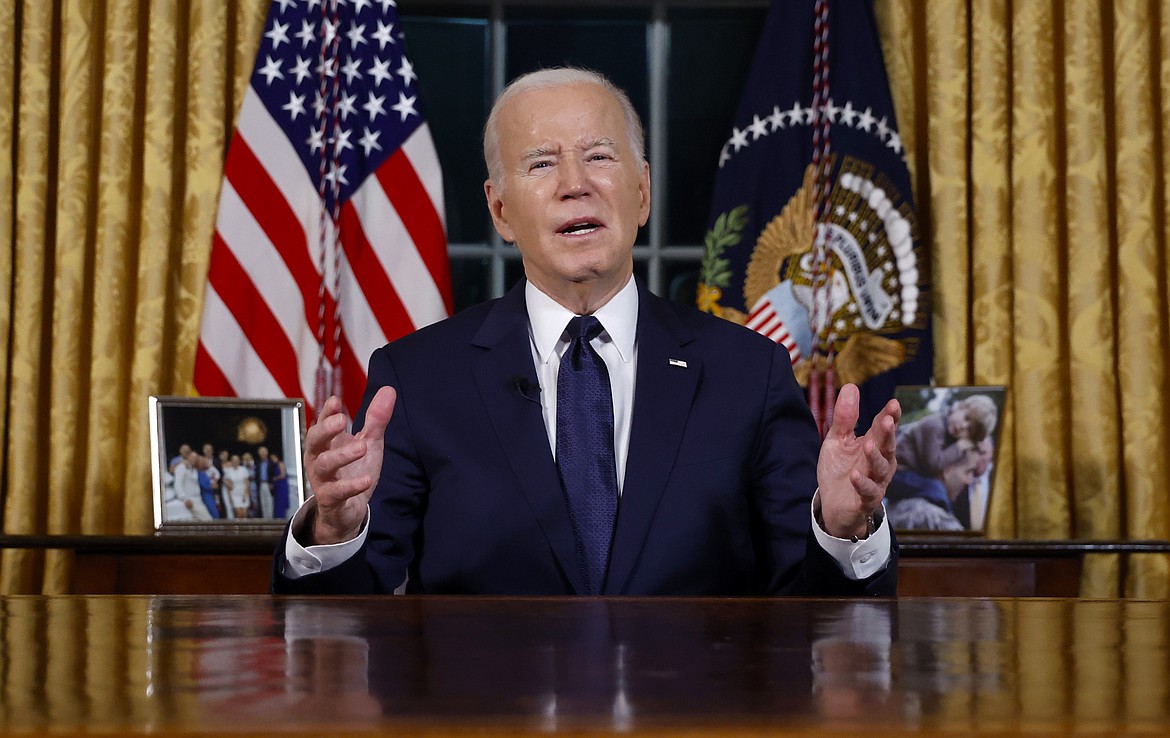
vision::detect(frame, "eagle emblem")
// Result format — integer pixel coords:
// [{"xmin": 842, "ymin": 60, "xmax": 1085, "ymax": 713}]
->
[{"xmin": 699, "ymin": 157, "xmax": 923, "ymax": 387}]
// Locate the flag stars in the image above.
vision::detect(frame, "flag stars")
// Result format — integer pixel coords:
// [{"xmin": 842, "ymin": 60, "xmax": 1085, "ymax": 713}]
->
[
  {"xmin": 341, "ymin": 57, "xmax": 363, "ymax": 83},
  {"xmin": 290, "ymin": 55, "xmax": 312, "ymax": 85},
  {"xmin": 331, "ymin": 127, "xmax": 354, "ymax": 154},
  {"xmin": 265, "ymin": 21, "xmax": 290, "ymax": 49},
  {"xmin": 312, "ymin": 91, "xmax": 327, "ymax": 118},
  {"xmin": 748, "ymin": 114, "xmax": 769, "ymax": 140},
  {"xmin": 768, "ymin": 105, "xmax": 786, "ymax": 131},
  {"xmin": 397, "ymin": 57, "xmax": 417, "ymax": 86},
  {"xmin": 316, "ymin": 57, "xmax": 337, "ymax": 79},
  {"xmin": 824, "ymin": 98, "xmax": 840, "ymax": 123},
  {"xmin": 322, "ymin": 18, "xmax": 339, "ymax": 47},
  {"xmin": 729, "ymin": 126, "xmax": 749, "ymax": 152},
  {"xmin": 258, "ymin": 55, "xmax": 284, "ymax": 84},
  {"xmin": 856, "ymin": 107, "xmax": 876, "ymax": 131},
  {"xmin": 363, "ymin": 92, "xmax": 386, "ymax": 120},
  {"xmin": 372, "ymin": 20, "xmax": 397, "ymax": 49},
  {"xmin": 346, "ymin": 22, "xmax": 368, "ymax": 48},
  {"xmin": 337, "ymin": 92, "xmax": 358, "ymax": 120},
  {"xmin": 324, "ymin": 163, "xmax": 350, "ymax": 188},
  {"xmin": 295, "ymin": 19, "xmax": 315, "ymax": 48},
  {"xmin": 359, "ymin": 127, "xmax": 383, "ymax": 155},
  {"xmin": 369, "ymin": 57, "xmax": 393, "ymax": 86},
  {"xmin": 785, "ymin": 102, "xmax": 804, "ymax": 126},
  {"xmin": 307, "ymin": 125, "xmax": 325, "ymax": 154},
  {"xmin": 839, "ymin": 101, "xmax": 858, "ymax": 126},
  {"xmin": 352, "ymin": 0, "xmax": 373, "ymax": 10},
  {"xmin": 876, "ymin": 116, "xmax": 891, "ymax": 140},
  {"xmin": 275, "ymin": 0, "xmax": 297, "ymax": 12},
  {"xmin": 377, "ymin": 0, "xmax": 397, "ymax": 11},
  {"xmin": 887, "ymin": 131, "xmax": 903, "ymax": 154},
  {"xmin": 392, "ymin": 91, "xmax": 418, "ymax": 120},
  {"xmin": 282, "ymin": 91, "xmax": 306, "ymax": 120}
]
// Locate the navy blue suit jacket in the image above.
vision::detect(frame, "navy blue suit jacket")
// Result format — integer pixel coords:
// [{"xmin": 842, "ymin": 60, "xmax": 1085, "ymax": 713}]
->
[{"xmin": 273, "ymin": 279, "xmax": 897, "ymax": 596}]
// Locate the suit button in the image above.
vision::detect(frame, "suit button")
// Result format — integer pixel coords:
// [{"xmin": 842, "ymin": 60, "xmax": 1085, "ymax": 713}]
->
[{"xmin": 859, "ymin": 552, "xmax": 874, "ymax": 564}]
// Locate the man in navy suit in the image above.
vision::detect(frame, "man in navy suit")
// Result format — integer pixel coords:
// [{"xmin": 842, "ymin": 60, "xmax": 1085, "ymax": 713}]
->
[{"xmin": 273, "ymin": 68, "xmax": 902, "ymax": 596}]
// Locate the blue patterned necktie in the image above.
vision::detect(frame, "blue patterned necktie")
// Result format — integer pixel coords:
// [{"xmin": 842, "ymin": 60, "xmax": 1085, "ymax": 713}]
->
[{"xmin": 556, "ymin": 315, "xmax": 619, "ymax": 595}]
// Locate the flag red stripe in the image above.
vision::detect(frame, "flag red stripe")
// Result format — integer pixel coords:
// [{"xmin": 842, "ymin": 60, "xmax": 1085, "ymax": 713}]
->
[
  {"xmin": 207, "ymin": 234, "xmax": 304, "ymax": 399},
  {"xmin": 194, "ymin": 342, "xmax": 235, "ymax": 397},
  {"xmin": 338, "ymin": 199, "xmax": 416, "ymax": 343},
  {"xmin": 377, "ymin": 150, "xmax": 453, "ymax": 314},
  {"xmin": 224, "ymin": 138, "xmax": 339, "ymax": 337}
]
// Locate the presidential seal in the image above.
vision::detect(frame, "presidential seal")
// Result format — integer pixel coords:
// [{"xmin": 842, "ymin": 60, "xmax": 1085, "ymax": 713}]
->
[{"xmin": 699, "ymin": 157, "xmax": 923, "ymax": 387}]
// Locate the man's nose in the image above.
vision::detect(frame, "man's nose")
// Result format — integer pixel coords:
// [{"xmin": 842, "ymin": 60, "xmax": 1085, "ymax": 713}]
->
[{"xmin": 558, "ymin": 158, "xmax": 591, "ymax": 199}]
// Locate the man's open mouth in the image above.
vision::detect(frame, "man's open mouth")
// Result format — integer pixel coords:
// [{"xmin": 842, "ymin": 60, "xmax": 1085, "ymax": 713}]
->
[{"xmin": 558, "ymin": 220, "xmax": 602, "ymax": 235}]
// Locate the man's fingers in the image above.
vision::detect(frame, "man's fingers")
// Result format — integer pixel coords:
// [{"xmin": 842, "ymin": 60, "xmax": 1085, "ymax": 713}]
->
[
  {"xmin": 358, "ymin": 386, "xmax": 397, "ymax": 441},
  {"xmin": 316, "ymin": 473, "xmax": 375, "ymax": 505},
  {"xmin": 305, "ymin": 398, "xmax": 350, "ymax": 456},
  {"xmin": 312, "ymin": 438, "xmax": 370, "ymax": 478},
  {"xmin": 828, "ymin": 383, "xmax": 861, "ymax": 439}
]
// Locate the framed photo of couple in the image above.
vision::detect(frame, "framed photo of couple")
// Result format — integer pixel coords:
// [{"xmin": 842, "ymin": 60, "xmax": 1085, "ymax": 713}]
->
[
  {"xmin": 149, "ymin": 397, "xmax": 307, "ymax": 533},
  {"xmin": 888, "ymin": 386, "xmax": 1006, "ymax": 536}
]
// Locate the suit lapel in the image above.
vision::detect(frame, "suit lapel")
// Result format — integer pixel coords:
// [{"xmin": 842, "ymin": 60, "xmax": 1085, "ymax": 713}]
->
[
  {"xmin": 471, "ymin": 282, "xmax": 587, "ymax": 595},
  {"xmin": 605, "ymin": 287, "xmax": 700, "ymax": 594}
]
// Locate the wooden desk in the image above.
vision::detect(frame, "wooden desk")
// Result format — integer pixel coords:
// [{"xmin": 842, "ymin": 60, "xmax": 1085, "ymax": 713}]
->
[
  {"xmin": 4, "ymin": 536, "xmax": 1169, "ymax": 596},
  {"xmin": 1, "ymin": 596, "xmax": 1168, "ymax": 736}
]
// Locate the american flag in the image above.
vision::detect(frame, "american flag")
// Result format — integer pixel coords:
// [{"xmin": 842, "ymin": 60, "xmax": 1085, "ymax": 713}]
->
[{"xmin": 195, "ymin": 0, "xmax": 452, "ymax": 419}]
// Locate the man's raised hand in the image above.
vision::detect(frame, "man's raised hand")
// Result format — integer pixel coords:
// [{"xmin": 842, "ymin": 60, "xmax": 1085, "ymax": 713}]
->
[
  {"xmin": 302, "ymin": 386, "xmax": 396, "ymax": 545},
  {"xmin": 816, "ymin": 384, "xmax": 901, "ymax": 540}
]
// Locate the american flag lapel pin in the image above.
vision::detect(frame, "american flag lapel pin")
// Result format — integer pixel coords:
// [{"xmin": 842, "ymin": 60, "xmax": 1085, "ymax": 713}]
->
[{"xmin": 668, "ymin": 358, "xmax": 688, "ymax": 368}]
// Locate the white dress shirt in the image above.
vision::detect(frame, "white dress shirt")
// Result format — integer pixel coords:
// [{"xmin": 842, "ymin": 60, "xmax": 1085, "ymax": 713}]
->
[{"xmin": 284, "ymin": 275, "xmax": 890, "ymax": 582}]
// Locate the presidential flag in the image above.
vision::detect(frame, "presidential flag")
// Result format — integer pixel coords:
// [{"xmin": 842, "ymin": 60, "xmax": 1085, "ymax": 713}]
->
[
  {"xmin": 195, "ymin": 0, "xmax": 452, "ymax": 419},
  {"xmin": 698, "ymin": 0, "xmax": 931, "ymax": 429}
]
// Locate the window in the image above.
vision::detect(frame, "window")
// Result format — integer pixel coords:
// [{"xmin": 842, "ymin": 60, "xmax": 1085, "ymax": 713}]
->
[{"xmin": 402, "ymin": 1, "xmax": 767, "ymax": 312}]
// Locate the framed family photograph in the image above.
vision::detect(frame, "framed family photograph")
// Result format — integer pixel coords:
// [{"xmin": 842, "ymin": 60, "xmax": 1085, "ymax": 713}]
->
[
  {"xmin": 149, "ymin": 396, "xmax": 307, "ymax": 533},
  {"xmin": 887, "ymin": 385, "xmax": 1006, "ymax": 536}
]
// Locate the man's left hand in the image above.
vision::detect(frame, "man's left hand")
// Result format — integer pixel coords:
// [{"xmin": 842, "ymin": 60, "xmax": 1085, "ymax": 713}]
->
[{"xmin": 817, "ymin": 383, "xmax": 901, "ymax": 540}]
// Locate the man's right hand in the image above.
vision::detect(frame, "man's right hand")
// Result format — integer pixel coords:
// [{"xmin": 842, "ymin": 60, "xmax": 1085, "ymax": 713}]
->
[{"xmin": 302, "ymin": 386, "xmax": 397, "ymax": 546}]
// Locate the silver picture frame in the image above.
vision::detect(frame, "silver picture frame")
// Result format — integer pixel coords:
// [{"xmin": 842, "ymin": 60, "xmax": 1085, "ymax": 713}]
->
[{"xmin": 149, "ymin": 396, "xmax": 307, "ymax": 533}]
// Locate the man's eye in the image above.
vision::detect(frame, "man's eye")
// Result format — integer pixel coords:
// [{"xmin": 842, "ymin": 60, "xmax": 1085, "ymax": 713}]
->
[{"xmin": 530, "ymin": 161, "xmax": 551, "ymax": 170}]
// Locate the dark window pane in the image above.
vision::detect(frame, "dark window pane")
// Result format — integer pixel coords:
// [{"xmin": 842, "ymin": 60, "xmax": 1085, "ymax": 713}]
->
[
  {"xmin": 449, "ymin": 256, "xmax": 492, "ymax": 313},
  {"xmin": 401, "ymin": 17, "xmax": 491, "ymax": 243},
  {"xmin": 663, "ymin": 257, "xmax": 702, "ymax": 307},
  {"xmin": 667, "ymin": 8, "xmax": 765, "ymax": 244}
]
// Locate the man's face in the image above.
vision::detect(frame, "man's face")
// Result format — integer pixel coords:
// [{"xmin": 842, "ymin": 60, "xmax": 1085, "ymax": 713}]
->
[
  {"xmin": 258, "ymin": 446, "xmax": 269, "ymax": 460},
  {"xmin": 485, "ymin": 83, "xmax": 650, "ymax": 304}
]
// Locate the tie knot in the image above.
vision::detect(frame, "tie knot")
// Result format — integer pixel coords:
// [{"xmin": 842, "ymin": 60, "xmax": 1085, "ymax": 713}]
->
[{"xmin": 566, "ymin": 315, "xmax": 604, "ymax": 343}]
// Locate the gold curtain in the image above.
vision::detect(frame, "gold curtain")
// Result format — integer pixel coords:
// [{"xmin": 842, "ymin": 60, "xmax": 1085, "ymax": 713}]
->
[
  {"xmin": 876, "ymin": 0, "xmax": 1170, "ymax": 597},
  {"xmin": 0, "ymin": 1, "xmax": 267, "ymax": 592},
  {"xmin": 1, "ymin": 1, "xmax": 1168, "ymax": 595}
]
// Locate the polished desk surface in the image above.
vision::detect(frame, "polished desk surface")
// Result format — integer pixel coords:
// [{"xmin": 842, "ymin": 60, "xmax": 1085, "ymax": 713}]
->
[{"xmin": 2, "ymin": 596, "xmax": 1169, "ymax": 736}]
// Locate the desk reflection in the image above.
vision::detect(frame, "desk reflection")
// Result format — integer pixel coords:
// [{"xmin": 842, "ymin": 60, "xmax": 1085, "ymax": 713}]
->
[{"xmin": 1, "ymin": 597, "xmax": 1168, "ymax": 735}]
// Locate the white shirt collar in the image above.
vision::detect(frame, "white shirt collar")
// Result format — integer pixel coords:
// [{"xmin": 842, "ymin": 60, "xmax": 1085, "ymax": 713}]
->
[{"xmin": 526, "ymin": 276, "xmax": 639, "ymax": 365}]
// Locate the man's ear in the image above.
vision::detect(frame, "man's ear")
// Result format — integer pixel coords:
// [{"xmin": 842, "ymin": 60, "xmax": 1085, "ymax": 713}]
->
[{"xmin": 484, "ymin": 179, "xmax": 515, "ymax": 243}]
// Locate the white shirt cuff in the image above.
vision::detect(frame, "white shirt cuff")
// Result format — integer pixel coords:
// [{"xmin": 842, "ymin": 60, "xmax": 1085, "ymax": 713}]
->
[
  {"xmin": 282, "ymin": 498, "xmax": 370, "ymax": 579},
  {"xmin": 810, "ymin": 491, "xmax": 892, "ymax": 581}
]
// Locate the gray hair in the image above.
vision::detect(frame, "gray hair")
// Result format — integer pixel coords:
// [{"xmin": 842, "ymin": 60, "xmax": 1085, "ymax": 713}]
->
[{"xmin": 483, "ymin": 67, "xmax": 646, "ymax": 186}]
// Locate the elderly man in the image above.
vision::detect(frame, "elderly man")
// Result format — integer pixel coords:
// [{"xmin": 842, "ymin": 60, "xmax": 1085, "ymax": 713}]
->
[{"xmin": 273, "ymin": 68, "xmax": 901, "ymax": 596}]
